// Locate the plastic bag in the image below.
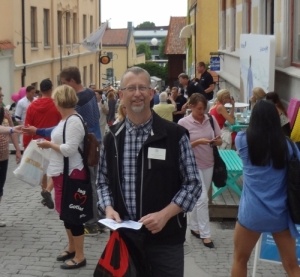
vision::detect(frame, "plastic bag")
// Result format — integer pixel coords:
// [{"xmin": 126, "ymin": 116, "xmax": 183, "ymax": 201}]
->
[{"xmin": 13, "ymin": 140, "xmax": 50, "ymax": 186}]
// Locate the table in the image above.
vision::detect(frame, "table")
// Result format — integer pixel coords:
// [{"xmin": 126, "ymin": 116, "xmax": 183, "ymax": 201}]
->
[
  {"xmin": 225, "ymin": 102, "xmax": 249, "ymax": 108},
  {"xmin": 225, "ymin": 110, "xmax": 251, "ymax": 132},
  {"xmin": 212, "ymin": 149, "xmax": 243, "ymax": 199},
  {"xmin": 225, "ymin": 121, "xmax": 249, "ymax": 132}
]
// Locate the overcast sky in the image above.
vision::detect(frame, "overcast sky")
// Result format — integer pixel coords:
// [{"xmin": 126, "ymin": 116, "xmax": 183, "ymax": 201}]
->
[{"xmin": 101, "ymin": 0, "xmax": 187, "ymax": 28}]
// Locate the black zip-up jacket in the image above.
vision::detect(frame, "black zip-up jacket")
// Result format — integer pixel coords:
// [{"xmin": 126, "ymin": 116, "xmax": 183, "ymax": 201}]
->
[{"xmin": 103, "ymin": 112, "xmax": 189, "ymax": 245}]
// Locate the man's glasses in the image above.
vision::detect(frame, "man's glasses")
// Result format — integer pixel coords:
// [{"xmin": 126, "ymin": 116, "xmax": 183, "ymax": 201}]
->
[{"xmin": 120, "ymin": 86, "xmax": 150, "ymax": 93}]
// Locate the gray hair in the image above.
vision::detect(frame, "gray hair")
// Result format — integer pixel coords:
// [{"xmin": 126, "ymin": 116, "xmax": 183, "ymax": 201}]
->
[
  {"xmin": 120, "ymin": 67, "xmax": 151, "ymax": 87},
  {"xmin": 159, "ymin": 91, "xmax": 168, "ymax": 102}
]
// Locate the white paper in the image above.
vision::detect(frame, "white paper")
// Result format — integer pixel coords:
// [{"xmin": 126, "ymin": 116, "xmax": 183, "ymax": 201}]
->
[{"xmin": 98, "ymin": 218, "xmax": 143, "ymax": 230}]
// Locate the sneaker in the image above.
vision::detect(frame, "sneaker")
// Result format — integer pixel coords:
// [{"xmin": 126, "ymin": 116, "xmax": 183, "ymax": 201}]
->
[
  {"xmin": 41, "ymin": 190, "xmax": 54, "ymax": 209},
  {"xmin": 84, "ymin": 225, "xmax": 99, "ymax": 236},
  {"xmin": 0, "ymin": 221, "xmax": 6, "ymax": 227}
]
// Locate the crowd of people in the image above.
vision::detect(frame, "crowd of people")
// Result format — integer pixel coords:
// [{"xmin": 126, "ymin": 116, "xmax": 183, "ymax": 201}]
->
[{"xmin": 0, "ymin": 62, "xmax": 299, "ymax": 276}]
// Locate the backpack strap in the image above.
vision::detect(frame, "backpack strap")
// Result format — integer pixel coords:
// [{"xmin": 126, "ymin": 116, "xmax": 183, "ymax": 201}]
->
[
  {"xmin": 208, "ymin": 114, "xmax": 216, "ymax": 136},
  {"xmin": 62, "ymin": 114, "xmax": 88, "ymax": 168}
]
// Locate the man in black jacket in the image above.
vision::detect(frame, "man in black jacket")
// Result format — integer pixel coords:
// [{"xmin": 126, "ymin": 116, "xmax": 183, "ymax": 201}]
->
[
  {"xmin": 195, "ymin": 61, "xmax": 215, "ymax": 100},
  {"xmin": 97, "ymin": 67, "xmax": 202, "ymax": 277}
]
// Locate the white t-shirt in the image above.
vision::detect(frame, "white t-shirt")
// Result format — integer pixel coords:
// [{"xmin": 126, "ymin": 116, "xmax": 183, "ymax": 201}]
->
[
  {"xmin": 47, "ymin": 115, "xmax": 85, "ymax": 177},
  {"xmin": 15, "ymin": 96, "xmax": 36, "ymax": 123}
]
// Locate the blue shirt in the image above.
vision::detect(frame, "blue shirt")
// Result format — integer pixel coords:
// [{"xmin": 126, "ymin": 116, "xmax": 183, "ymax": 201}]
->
[{"xmin": 236, "ymin": 131, "xmax": 299, "ymax": 237}]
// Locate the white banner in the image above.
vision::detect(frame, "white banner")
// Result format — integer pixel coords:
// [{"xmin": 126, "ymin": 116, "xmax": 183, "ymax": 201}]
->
[{"xmin": 81, "ymin": 22, "xmax": 108, "ymax": 52}]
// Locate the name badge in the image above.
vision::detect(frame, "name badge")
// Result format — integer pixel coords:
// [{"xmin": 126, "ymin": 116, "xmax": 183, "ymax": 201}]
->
[{"xmin": 147, "ymin": 147, "xmax": 166, "ymax": 160}]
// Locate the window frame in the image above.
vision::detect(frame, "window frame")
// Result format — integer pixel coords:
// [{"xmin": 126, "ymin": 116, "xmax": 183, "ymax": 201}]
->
[
  {"xmin": 30, "ymin": 6, "xmax": 38, "ymax": 48},
  {"xmin": 43, "ymin": 9, "xmax": 50, "ymax": 47}
]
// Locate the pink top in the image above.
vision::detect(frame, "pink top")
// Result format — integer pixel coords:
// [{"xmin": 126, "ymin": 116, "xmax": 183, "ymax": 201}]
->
[
  {"xmin": 178, "ymin": 114, "xmax": 221, "ymax": 169},
  {"xmin": 209, "ymin": 104, "xmax": 226, "ymax": 129}
]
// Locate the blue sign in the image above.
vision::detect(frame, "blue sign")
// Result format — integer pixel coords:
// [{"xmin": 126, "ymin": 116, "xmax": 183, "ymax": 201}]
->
[
  {"xmin": 259, "ymin": 225, "xmax": 300, "ymax": 264},
  {"xmin": 210, "ymin": 56, "xmax": 220, "ymax": 71}
]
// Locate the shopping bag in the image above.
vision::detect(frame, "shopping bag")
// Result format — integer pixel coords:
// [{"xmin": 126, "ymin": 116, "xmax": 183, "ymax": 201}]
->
[
  {"xmin": 13, "ymin": 140, "xmax": 50, "ymax": 186},
  {"xmin": 94, "ymin": 229, "xmax": 150, "ymax": 277},
  {"xmin": 59, "ymin": 174, "xmax": 94, "ymax": 225}
]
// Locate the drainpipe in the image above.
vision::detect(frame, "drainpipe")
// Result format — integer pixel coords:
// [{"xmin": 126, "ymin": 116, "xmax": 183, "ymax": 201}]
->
[{"xmin": 21, "ymin": 0, "xmax": 26, "ymax": 86}]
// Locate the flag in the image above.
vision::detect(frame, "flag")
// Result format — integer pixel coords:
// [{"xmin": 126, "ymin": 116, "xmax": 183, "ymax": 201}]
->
[{"xmin": 81, "ymin": 22, "xmax": 107, "ymax": 52}]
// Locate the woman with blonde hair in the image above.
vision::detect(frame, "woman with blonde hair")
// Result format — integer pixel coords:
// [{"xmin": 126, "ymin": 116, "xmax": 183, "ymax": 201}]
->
[
  {"xmin": 113, "ymin": 100, "xmax": 127, "ymax": 124},
  {"xmin": 37, "ymin": 85, "xmax": 91, "ymax": 270},
  {"xmin": 250, "ymin": 87, "xmax": 266, "ymax": 109},
  {"xmin": 209, "ymin": 89, "xmax": 235, "ymax": 149},
  {"xmin": 106, "ymin": 88, "xmax": 117, "ymax": 126}
]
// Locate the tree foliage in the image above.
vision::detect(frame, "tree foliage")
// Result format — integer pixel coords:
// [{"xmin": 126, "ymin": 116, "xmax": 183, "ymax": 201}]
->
[
  {"xmin": 137, "ymin": 43, "xmax": 152, "ymax": 60},
  {"xmin": 159, "ymin": 37, "xmax": 167, "ymax": 59},
  {"xmin": 135, "ymin": 62, "xmax": 168, "ymax": 81},
  {"xmin": 135, "ymin": 21, "xmax": 156, "ymax": 29}
]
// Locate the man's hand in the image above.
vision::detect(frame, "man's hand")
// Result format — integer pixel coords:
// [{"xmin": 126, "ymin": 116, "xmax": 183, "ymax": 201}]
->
[
  {"xmin": 22, "ymin": 125, "xmax": 37, "ymax": 135},
  {"xmin": 105, "ymin": 206, "xmax": 122, "ymax": 223},
  {"xmin": 139, "ymin": 211, "xmax": 169, "ymax": 234}
]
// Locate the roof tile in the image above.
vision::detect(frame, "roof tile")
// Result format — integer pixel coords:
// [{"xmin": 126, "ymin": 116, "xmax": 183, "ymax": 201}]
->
[
  {"xmin": 102, "ymin": 29, "xmax": 129, "ymax": 46},
  {"xmin": 0, "ymin": 40, "xmax": 15, "ymax": 50},
  {"xmin": 165, "ymin": 17, "xmax": 186, "ymax": 55}
]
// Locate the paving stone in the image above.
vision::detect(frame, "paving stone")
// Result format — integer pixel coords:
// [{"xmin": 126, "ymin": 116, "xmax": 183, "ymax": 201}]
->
[{"xmin": 0, "ymin": 156, "xmax": 289, "ymax": 276}]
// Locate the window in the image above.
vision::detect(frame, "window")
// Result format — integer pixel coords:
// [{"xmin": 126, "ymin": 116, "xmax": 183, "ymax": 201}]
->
[
  {"xmin": 43, "ymin": 9, "xmax": 50, "ymax": 46},
  {"xmin": 220, "ymin": 0, "xmax": 226, "ymax": 50},
  {"xmin": 292, "ymin": 0, "xmax": 300, "ymax": 64},
  {"xmin": 66, "ymin": 12, "xmax": 71, "ymax": 44},
  {"xmin": 229, "ymin": 0, "xmax": 236, "ymax": 51},
  {"xmin": 90, "ymin": 64, "xmax": 93, "ymax": 85},
  {"xmin": 243, "ymin": 0, "xmax": 251, "ymax": 33},
  {"xmin": 31, "ymin": 7, "xmax": 37, "ymax": 48},
  {"xmin": 106, "ymin": 68, "xmax": 114, "ymax": 84},
  {"xmin": 83, "ymin": 66, "xmax": 87, "ymax": 87},
  {"xmin": 83, "ymin": 15, "xmax": 87, "ymax": 39},
  {"xmin": 57, "ymin": 11, "xmax": 62, "ymax": 45},
  {"xmin": 263, "ymin": 0, "xmax": 274, "ymax": 34},
  {"xmin": 90, "ymin": 16, "xmax": 93, "ymax": 33},
  {"xmin": 73, "ymin": 13, "xmax": 78, "ymax": 43}
]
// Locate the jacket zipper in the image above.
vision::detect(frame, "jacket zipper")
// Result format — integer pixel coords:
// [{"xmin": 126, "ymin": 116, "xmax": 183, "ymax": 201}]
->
[
  {"xmin": 140, "ymin": 148, "xmax": 144, "ymax": 218},
  {"xmin": 111, "ymin": 130, "xmax": 131, "ymax": 218}
]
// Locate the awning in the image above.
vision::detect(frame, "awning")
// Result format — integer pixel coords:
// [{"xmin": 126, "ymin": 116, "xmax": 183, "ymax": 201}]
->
[
  {"xmin": 179, "ymin": 24, "xmax": 194, "ymax": 39},
  {"xmin": 0, "ymin": 40, "xmax": 16, "ymax": 50}
]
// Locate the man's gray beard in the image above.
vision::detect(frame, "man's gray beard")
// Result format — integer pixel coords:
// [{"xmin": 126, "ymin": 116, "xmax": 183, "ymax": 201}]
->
[{"xmin": 131, "ymin": 105, "xmax": 144, "ymax": 113}]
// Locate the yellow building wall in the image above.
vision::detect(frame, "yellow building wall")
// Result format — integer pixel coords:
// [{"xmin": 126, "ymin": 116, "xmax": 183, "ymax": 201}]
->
[
  {"xmin": 0, "ymin": 0, "xmax": 100, "ymax": 93},
  {"xmin": 195, "ymin": 0, "xmax": 219, "ymax": 65}
]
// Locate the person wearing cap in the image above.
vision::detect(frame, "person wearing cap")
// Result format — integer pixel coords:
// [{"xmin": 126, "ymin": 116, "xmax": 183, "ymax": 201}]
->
[{"xmin": 24, "ymin": 79, "xmax": 61, "ymax": 209}]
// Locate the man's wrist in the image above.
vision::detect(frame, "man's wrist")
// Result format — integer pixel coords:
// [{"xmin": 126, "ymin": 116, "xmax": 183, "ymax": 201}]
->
[{"xmin": 10, "ymin": 127, "xmax": 14, "ymax": 134}]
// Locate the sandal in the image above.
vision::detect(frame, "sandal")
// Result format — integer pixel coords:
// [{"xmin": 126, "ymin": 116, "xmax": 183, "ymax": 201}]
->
[
  {"xmin": 60, "ymin": 258, "xmax": 86, "ymax": 269},
  {"xmin": 41, "ymin": 190, "xmax": 54, "ymax": 209},
  {"xmin": 56, "ymin": 251, "xmax": 75, "ymax": 262}
]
